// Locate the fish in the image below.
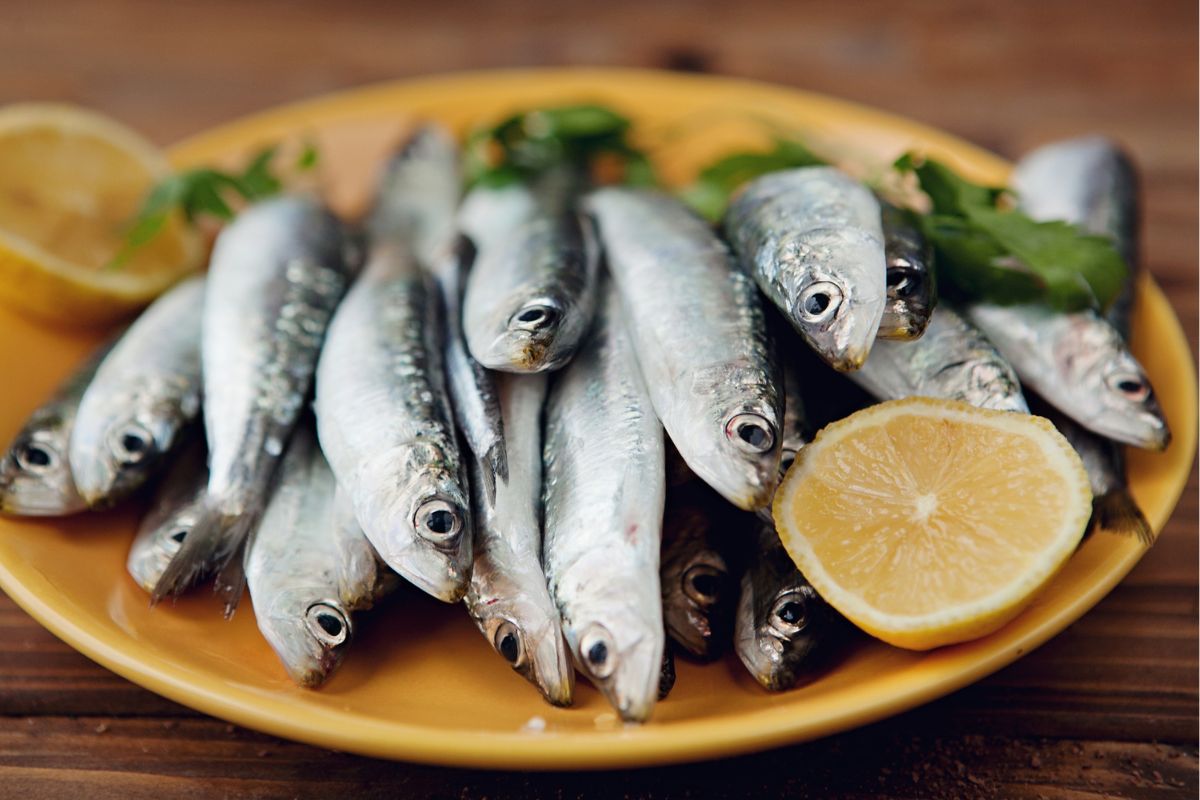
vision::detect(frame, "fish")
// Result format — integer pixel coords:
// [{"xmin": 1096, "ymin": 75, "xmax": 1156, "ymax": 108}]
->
[
  {"xmin": 460, "ymin": 175, "xmax": 599, "ymax": 373},
  {"xmin": 127, "ymin": 436, "xmax": 208, "ymax": 593},
  {"xmin": 777, "ymin": 357, "xmax": 812, "ymax": 475},
  {"xmin": 0, "ymin": 340, "xmax": 112, "ymax": 516},
  {"xmin": 1033, "ymin": 399, "xmax": 1153, "ymax": 545},
  {"xmin": 69, "ymin": 277, "xmax": 204, "ymax": 507},
  {"xmin": 878, "ymin": 201, "xmax": 936, "ymax": 340},
  {"xmin": 245, "ymin": 425, "xmax": 397, "ymax": 688},
  {"xmin": 735, "ymin": 524, "xmax": 838, "ymax": 692},
  {"xmin": 660, "ymin": 473, "xmax": 738, "ymax": 661},
  {"xmin": 724, "ymin": 166, "xmax": 887, "ymax": 371},
  {"xmin": 153, "ymin": 197, "xmax": 352, "ymax": 611},
  {"xmin": 658, "ymin": 646, "xmax": 676, "ymax": 699},
  {"xmin": 315, "ymin": 237, "xmax": 471, "ymax": 603},
  {"xmin": 542, "ymin": 281, "xmax": 666, "ymax": 723},
  {"xmin": 847, "ymin": 305, "xmax": 1029, "ymax": 412},
  {"xmin": 586, "ymin": 186, "xmax": 783, "ymax": 511},
  {"xmin": 465, "ymin": 372, "xmax": 573, "ymax": 706},
  {"xmin": 1011, "ymin": 136, "xmax": 1139, "ymax": 335},
  {"xmin": 371, "ymin": 125, "xmax": 508, "ymax": 499}
]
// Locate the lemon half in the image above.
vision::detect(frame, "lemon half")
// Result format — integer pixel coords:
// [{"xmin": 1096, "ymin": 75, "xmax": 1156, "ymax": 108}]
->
[
  {"xmin": 773, "ymin": 397, "xmax": 1092, "ymax": 650},
  {"xmin": 0, "ymin": 103, "xmax": 202, "ymax": 325}
]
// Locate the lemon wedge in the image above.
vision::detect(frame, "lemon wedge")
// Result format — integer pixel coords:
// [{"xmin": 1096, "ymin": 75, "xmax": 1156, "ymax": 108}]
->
[
  {"xmin": 0, "ymin": 103, "xmax": 202, "ymax": 325},
  {"xmin": 773, "ymin": 397, "xmax": 1091, "ymax": 650}
]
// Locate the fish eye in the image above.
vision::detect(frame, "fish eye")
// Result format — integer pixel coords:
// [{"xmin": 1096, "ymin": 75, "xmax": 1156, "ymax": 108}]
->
[
  {"xmin": 683, "ymin": 563, "xmax": 726, "ymax": 607},
  {"xmin": 509, "ymin": 303, "xmax": 560, "ymax": 333},
  {"xmin": 305, "ymin": 602, "xmax": 350, "ymax": 647},
  {"xmin": 112, "ymin": 423, "xmax": 155, "ymax": 465},
  {"xmin": 769, "ymin": 591, "xmax": 809, "ymax": 637},
  {"xmin": 162, "ymin": 527, "xmax": 189, "ymax": 553},
  {"xmin": 887, "ymin": 268, "xmax": 921, "ymax": 299},
  {"xmin": 16, "ymin": 442, "xmax": 57, "ymax": 473},
  {"xmin": 414, "ymin": 498, "xmax": 464, "ymax": 545},
  {"xmin": 726, "ymin": 412, "xmax": 776, "ymax": 454},
  {"xmin": 796, "ymin": 281, "xmax": 843, "ymax": 323},
  {"xmin": 492, "ymin": 619, "xmax": 526, "ymax": 667},
  {"xmin": 1106, "ymin": 371, "xmax": 1150, "ymax": 402},
  {"xmin": 579, "ymin": 624, "xmax": 616, "ymax": 680}
]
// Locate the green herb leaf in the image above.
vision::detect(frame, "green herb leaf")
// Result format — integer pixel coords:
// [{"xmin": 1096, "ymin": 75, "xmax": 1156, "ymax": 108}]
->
[
  {"xmin": 683, "ymin": 137, "xmax": 826, "ymax": 220},
  {"xmin": 236, "ymin": 145, "xmax": 282, "ymax": 199},
  {"xmin": 295, "ymin": 139, "xmax": 320, "ymax": 171},
  {"xmin": 898, "ymin": 153, "xmax": 1128, "ymax": 310}
]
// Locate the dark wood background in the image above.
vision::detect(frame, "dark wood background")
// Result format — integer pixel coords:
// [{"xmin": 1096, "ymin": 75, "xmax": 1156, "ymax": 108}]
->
[{"xmin": 1, "ymin": 1, "xmax": 1196, "ymax": 797}]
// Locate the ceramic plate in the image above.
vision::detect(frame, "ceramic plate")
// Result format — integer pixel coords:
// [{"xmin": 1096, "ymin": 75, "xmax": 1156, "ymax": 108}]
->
[{"xmin": 0, "ymin": 68, "xmax": 1193, "ymax": 769}]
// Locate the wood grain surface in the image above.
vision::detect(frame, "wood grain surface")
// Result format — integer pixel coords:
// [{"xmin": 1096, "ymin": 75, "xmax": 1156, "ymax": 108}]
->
[{"xmin": 1, "ymin": 0, "xmax": 1196, "ymax": 797}]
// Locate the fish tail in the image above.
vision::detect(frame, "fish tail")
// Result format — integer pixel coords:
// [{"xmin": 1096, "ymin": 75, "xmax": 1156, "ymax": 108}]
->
[
  {"xmin": 488, "ymin": 440, "xmax": 509, "ymax": 486},
  {"xmin": 1092, "ymin": 490, "xmax": 1155, "ymax": 546},
  {"xmin": 150, "ymin": 499, "xmax": 259, "ymax": 608}
]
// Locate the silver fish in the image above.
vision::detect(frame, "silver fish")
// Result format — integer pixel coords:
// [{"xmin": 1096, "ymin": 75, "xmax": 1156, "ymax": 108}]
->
[
  {"xmin": 0, "ymin": 341, "xmax": 111, "ymax": 516},
  {"xmin": 127, "ymin": 437, "xmax": 207, "ymax": 593},
  {"xmin": 586, "ymin": 187, "xmax": 782, "ymax": 511},
  {"xmin": 1035, "ymin": 400, "xmax": 1153, "ymax": 544},
  {"xmin": 70, "ymin": 277, "xmax": 204, "ymax": 507},
  {"xmin": 154, "ymin": 198, "xmax": 351, "ymax": 610},
  {"xmin": 778, "ymin": 357, "xmax": 811, "ymax": 474},
  {"xmin": 660, "ymin": 476, "xmax": 737, "ymax": 661},
  {"xmin": 315, "ymin": 239, "xmax": 471, "ymax": 602},
  {"xmin": 461, "ymin": 178, "xmax": 599, "ymax": 373},
  {"xmin": 1011, "ymin": 136, "xmax": 1139, "ymax": 335},
  {"xmin": 848, "ymin": 305, "xmax": 1028, "ymax": 412},
  {"xmin": 968, "ymin": 305, "xmax": 1168, "ymax": 449},
  {"xmin": 542, "ymin": 281, "xmax": 665, "ymax": 723},
  {"xmin": 372, "ymin": 126, "xmax": 508, "ymax": 500},
  {"xmin": 878, "ymin": 201, "xmax": 936, "ymax": 340},
  {"xmin": 245, "ymin": 426, "xmax": 397, "ymax": 688},
  {"xmin": 725, "ymin": 166, "xmax": 887, "ymax": 370},
  {"xmin": 735, "ymin": 524, "xmax": 837, "ymax": 691},
  {"xmin": 465, "ymin": 372, "xmax": 573, "ymax": 706}
]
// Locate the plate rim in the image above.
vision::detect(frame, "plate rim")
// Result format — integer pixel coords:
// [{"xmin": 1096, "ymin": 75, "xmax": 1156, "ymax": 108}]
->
[{"xmin": 0, "ymin": 67, "xmax": 1194, "ymax": 770}]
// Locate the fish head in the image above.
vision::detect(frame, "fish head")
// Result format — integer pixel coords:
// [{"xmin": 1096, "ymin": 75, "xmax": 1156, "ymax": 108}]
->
[
  {"xmin": 0, "ymin": 415, "xmax": 83, "ymax": 515},
  {"xmin": 472, "ymin": 582, "xmax": 575, "ymax": 706},
  {"xmin": 126, "ymin": 501, "xmax": 203, "ymax": 593},
  {"xmin": 1057, "ymin": 318, "xmax": 1170, "ymax": 450},
  {"xmin": 929, "ymin": 357, "xmax": 1030, "ymax": 414},
  {"xmin": 363, "ymin": 457, "xmax": 472, "ymax": 602},
  {"xmin": 482, "ymin": 292, "xmax": 575, "ymax": 373},
  {"xmin": 880, "ymin": 262, "xmax": 935, "ymax": 339},
  {"xmin": 682, "ymin": 362, "xmax": 783, "ymax": 511},
  {"xmin": 735, "ymin": 567, "xmax": 830, "ymax": 691},
  {"xmin": 564, "ymin": 565, "xmax": 665, "ymax": 722},
  {"xmin": 256, "ymin": 588, "xmax": 353, "ymax": 688},
  {"xmin": 779, "ymin": 231, "xmax": 885, "ymax": 371},
  {"xmin": 71, "ymin": 393, "xmax": 188, "ymax": 507},
  {"xmin": 660, "ymin": 507, "xmax": 735, "ymax": 660}
]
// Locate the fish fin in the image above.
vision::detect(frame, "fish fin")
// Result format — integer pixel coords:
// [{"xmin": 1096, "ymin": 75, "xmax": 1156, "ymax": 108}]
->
[
  {"xmin": 477, "ymin": 452, "xmax": 497, "ymax": 507},
  {"xmin": 1093, "ymin": 490, "xmax": 1155, "ymax": 546},
  {"xmin": 149, "ymin": 502, "xmax": 223, "ymax": 605},
  {"xmin": 213, "ymin": 541, "xmax": 248, "ymax": 619}
]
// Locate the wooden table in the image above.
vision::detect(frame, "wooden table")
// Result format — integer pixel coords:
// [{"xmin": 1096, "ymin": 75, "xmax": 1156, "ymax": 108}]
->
[{"xmin": 2, "ymin": 1, "xmax": 1195, "ymax": 796}]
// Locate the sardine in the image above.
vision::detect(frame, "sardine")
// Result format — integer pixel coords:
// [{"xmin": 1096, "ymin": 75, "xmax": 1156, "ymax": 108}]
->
[
  {"xmin": 372, "ymin": 125, "xmax": 508, "ymax": 499},
  {"xmin": 245, "ymin": 425, "xmax": 396, "ymax": 688},
  {"xmin": 778, "ymin": 357, "xmax": 812, "ymax": 474},
  {"xmin": 315, "ymin": 239, "xmax": 471, "ymax": 603},
  {"xmin": 878, "ymin": 201, "xmax": 936, "ymax": 340},
  {"xmin": 542, "ymin": 281, "xmax": 665, "ymax": 723},
  {"xmin": 461, "ymin": 177, "xmax": 599, "ymax": 373},
  {"xmin": 0, "ymin": 340, "xmax": 111, "ymax": 516},
  {"xmin": 724, "ymin": 166, "xmax": 887, "ymax": 370},
  {"xmin": 465, "ymin": 372, "xmax": 573, "ymax": 706},
  {"xmin": 70, "ymin": 277, "xmax": 204, "ymax": 507},
  {"xmin": 127, "ymin": 437, "xmax": 207, "ymax": 593},
  {"xmin": 1034, "ymin": 399, "xmax": 1153, "ymax": 544},
  {"xmin": 1011, "ymin": 136, "xmax": 1139, "ymax": 335},
  {"xmin": 586, "ymin": 187, "xmax": 782, "ymax": 511},
  {"xmin": 735, "ymin": 525, "xmax": 837, "ymax": 691},
  {"xmin": 848, "ymin": 305, "xmax": 1028, "ymax": 412},
  {"xmin": 154, "ymin": 198, "xmax": 351, "ymax": 611},
  {"xmin": 660, "ymin": 475, "xmax": 738, "ymax": 661}
]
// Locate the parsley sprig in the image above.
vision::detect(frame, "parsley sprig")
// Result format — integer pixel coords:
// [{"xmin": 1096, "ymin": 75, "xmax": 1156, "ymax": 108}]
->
[
  {"xmin": 680, "ymin": 138, "xmax": 826, "ymax": 221},
  {"xmin": 108, "ymin": 140, "xmax": 319, "ymax": 270}
]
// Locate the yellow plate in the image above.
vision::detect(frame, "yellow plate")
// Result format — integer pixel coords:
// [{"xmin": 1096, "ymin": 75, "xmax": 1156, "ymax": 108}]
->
[{"xmin": 0, "ymin": 68, "xmax": 1194, "ymax": 769}]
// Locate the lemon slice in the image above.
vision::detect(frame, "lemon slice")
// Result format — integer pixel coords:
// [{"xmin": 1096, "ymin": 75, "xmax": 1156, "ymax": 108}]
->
[
  {"xmin": 773, "ymin": 397, "xmax": 1091, "ymax": 650},
  {"xmin": 0, "ymin": 103, "xmax": 202, "ymax": 325}
]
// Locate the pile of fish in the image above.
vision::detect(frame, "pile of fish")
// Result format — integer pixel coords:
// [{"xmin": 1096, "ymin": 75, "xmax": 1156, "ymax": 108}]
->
[{"xmin": 0, "ymin": 127, "xmax": 1169, "ymax": 723}]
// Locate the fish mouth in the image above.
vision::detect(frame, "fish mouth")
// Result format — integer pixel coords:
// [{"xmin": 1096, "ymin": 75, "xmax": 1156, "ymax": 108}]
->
[{"xmin": 529, "ymin": 630, "xmax": 575, "ymax": 707}]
